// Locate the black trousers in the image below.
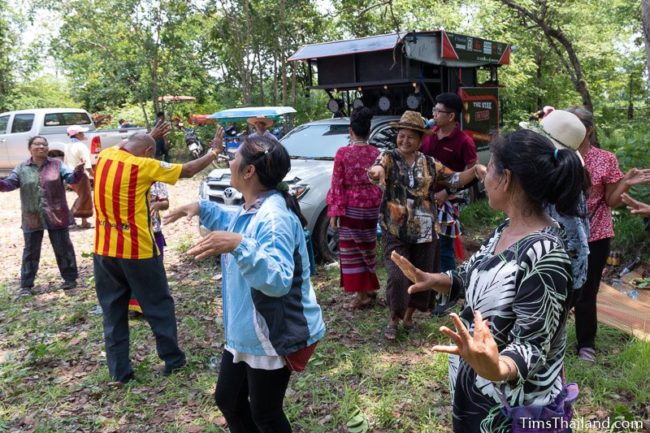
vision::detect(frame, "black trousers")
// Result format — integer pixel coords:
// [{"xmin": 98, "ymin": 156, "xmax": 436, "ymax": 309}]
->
[
  {"xmin": 214, "ymin": 350, "xmax": 292, "ymax": 433},
  {"xmin": 93, "ymin": 254, "xmax": 185, "ymax": 382},
  {"xmin": 21, "ymin": 229, "xmax": 78, "ymax": 288},
  {"xmin": 575, "ymin": 238, "xmax": 610, "ymax": 350}
]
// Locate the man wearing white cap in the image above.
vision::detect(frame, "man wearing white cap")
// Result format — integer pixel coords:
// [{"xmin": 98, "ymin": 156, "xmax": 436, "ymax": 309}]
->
[{"xmin": 65, "ymin": 125, "xmax": 94, "ymax": 229}]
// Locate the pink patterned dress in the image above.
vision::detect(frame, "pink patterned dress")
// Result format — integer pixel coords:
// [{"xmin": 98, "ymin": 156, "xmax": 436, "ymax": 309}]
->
[{"xmin": 326, "ymin": 144, "xmax": 383, "ymax": 292}]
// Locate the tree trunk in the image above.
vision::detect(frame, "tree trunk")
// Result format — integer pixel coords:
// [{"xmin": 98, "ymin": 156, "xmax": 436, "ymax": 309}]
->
[
  {"xmin": 534, "ymin": 47, "xmax": 543, "ymax": 110},
  {"xmin": 500, "ymin": 0, "xmax": 594, "ymax": 112},
  {"xmin": 641, "ymin": 0, "xmax": 650, "ymax": 75}
]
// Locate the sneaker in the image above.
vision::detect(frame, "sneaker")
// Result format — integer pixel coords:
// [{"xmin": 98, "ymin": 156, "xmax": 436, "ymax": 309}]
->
[
  {"xmin": 60, "ymin": 280, "xmax": 76, "ymax": 290},
  {"xmin": 16, "ymin": 287, "xmax": 33, "ymax": 298},
  {"xmin": 431, "ymin": 301, "xmax": 456, "ymax": 317}
]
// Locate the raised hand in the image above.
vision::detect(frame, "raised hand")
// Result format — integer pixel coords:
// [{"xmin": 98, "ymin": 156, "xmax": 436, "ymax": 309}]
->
[
  {"xmin": 150, "ymin": 121, "xmax": 171, "ymax": 140},
  {"xmin": 162, "ymin": 202, "xmax": 200, "ymax": 225},
  {"xmin": 433, "ymin": 311, "xmax": 505, "ymax": 382},
  {"xmin": 474, "ymin": 164, "xmax": 487, "ymax": 182},
  {"xmin": 624, "ymin": 168, "xmax": 650, "ymax": 187},
  {"xmin": 209, "ymin": 125, "xmax": 225, "ymax": 154},
  {"xmin": 621, "ymin": 193, "xmax": 650, "ymax": 217},
  {"xmin": 367, "ymin": 165, "xmax": 385, "ymax": 186},
  {"xmin": 74, "ymin": 161, "xmax": 86, "ymax": 174},
  {"xmin": 390, "ymin": 250, "xmax": 450, "ymax": 294},
  {"xmin": 186, "ymin": 231, "xmax": 243, "ymax": 259}
]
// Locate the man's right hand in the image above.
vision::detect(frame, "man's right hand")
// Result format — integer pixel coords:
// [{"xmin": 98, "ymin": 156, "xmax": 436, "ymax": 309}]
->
[
  {"xmin": 210, "ymin": 126, "xmax": 225, "ymax": 154},
  {"xmin": 150, "ymin": 121, "xmax": 171, "ymax": 140}
]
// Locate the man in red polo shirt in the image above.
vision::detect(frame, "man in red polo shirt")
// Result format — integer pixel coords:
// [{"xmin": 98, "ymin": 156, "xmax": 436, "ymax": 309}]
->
[{"xmin": 421, "ymin": 92, "xmax": 477, "ymax": 316}]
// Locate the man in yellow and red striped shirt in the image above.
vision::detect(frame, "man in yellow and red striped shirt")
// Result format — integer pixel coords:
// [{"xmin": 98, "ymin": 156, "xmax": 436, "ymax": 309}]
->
[{"xmin": 93, "ymin": 123, "xmax": 223, "ymax": 383}]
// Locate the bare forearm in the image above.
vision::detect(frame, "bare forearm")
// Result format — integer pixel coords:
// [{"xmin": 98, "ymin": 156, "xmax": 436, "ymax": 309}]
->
[{"xmin": 180, "ymin": 151, "xmax": 217, "ymax": 178}]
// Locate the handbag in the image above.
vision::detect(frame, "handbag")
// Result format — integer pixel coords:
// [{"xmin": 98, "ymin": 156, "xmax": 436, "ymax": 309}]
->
[{"xmin": 496, "ymin": 382, "xmax": 579, "ymax": 433}]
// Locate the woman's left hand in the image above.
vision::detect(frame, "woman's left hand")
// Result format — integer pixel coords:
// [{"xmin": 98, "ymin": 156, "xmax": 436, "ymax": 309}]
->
[
  {"xmin": 624, "ymin": 168, "xmax": 650, "ymax": 187},
  {"xmin": 186, "ymin": 231, "xmax": 243, "ymax": 260},
  {"xmin": 433, "ymin": 311, "xmax": 503, "ymax": 381}
]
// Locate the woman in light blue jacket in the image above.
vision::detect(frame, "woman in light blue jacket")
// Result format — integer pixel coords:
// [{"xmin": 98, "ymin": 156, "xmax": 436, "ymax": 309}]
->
[{"xmin": 165, "ymin": 135, "xmax": 325, "ymax": 433}]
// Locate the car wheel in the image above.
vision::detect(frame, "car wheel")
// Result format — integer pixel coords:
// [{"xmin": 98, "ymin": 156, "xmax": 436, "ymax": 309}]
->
[{"xmin": 314, "ymin": 210, "xmax": 338, "ymax": 263}]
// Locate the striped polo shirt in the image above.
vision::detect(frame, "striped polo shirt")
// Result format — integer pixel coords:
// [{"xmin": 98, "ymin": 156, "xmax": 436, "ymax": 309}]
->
[{"xmin": 93, "ymin": 147, "xmax": 182, "ymax": 259}]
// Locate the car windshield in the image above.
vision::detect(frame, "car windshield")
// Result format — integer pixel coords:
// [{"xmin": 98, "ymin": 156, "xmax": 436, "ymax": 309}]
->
[{"xmin": 281, "ymin": 124, "xmax": 350, "ymax": 159}]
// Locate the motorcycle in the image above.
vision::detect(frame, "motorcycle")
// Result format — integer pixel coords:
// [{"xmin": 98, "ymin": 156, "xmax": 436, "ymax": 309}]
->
[{"xmin": 176, "ymin": 122, "xmax": 203, "ymax": 160}]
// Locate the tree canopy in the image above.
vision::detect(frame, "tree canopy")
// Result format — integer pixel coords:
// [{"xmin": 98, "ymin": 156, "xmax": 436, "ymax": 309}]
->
[{"xmin": 0, "ymin": 0, "xmax": 647, "ymax": 129}]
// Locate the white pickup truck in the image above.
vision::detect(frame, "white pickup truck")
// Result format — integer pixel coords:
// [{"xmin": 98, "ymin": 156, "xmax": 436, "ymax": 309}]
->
[{"xmin": 0, "ymin": 108, "xmax": 147, "ymax": 176}]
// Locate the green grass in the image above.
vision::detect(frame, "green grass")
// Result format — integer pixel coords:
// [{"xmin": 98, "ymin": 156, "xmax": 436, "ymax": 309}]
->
[{"xmin": 1, "ymin": 258, "xmax": 649, "ymax": 432}]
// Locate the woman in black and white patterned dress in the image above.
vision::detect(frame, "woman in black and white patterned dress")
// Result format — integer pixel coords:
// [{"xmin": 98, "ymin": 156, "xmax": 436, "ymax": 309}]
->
[{"xmin": 392, "ymin": 129, "xmax": 587, "ymax": 433}]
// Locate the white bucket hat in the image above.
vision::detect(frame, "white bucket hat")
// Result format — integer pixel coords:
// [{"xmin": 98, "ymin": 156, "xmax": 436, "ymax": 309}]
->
[
  {"xmin": 67, "ymin": 125, "xmax": 89, "ymax": 137},
  {"xmin": 521, "ymin": 110, "xmax": 586, "ymax": 164}
]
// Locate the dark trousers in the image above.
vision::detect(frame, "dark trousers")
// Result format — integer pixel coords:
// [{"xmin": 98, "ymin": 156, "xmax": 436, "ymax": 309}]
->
[
  {"xmin": 214, "ymin": 350, "xmax": 292, "ymax": 433},
  {"xmin": 93, "ymin": 254, "xmax": 185, "ymax": 382},
  {"xmin": 575, "ymin": 238, "xmax": 610, "ymax": 350},
  {"xmin": 436, "ymin": 234, "xmax": 456, "ymax": 307},
  {"xmin": 21, "ymin": 229, "xmax": 78, "ymax": 288}
]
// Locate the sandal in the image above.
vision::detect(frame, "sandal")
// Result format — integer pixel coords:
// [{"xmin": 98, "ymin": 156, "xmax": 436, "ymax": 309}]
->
[
  {"xmin": 578, "ymin": 347, "xmax": 596, "ymax": 363},
  {"xmin": 384, "ymin": 323, "xmax": 398, "ymax": 340}
]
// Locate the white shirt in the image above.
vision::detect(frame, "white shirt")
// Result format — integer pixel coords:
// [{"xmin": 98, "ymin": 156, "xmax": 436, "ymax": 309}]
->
[{"xmin": 65, "ymin": 138, "xmax": 92, "ymax": 170}]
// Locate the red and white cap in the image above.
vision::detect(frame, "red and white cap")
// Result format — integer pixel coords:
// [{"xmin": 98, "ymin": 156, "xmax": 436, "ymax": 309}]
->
[{"xmin": 67, "ymin": 125, "xmax": 89, "ymax": 137}]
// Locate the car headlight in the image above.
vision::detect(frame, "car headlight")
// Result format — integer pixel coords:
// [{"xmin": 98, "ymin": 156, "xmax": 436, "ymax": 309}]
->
[{"xmin": 289, "ymin": 184, "xmax": 310, "ymax": 200}]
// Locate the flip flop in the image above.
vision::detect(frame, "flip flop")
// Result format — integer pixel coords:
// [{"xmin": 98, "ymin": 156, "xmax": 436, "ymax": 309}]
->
[
  {"xmin": 578, "ymin": 347, "xmax": 596, "ymax": 363},
  {"xmin": 384, "ymin": 323, "xmax": 398, "ymax": 340}
]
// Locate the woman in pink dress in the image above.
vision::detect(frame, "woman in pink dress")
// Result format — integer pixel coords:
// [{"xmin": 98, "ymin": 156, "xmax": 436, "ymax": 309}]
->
[
  {"xmin": 326, "ymin": 107, "xmax": 383, "ymax": 309},
  {"xmin": 568, "ymin": 107, "xmax": 650, "ymax": 363}
]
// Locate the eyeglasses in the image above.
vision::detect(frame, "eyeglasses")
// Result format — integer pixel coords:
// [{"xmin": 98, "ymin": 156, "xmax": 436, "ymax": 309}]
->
[
  {"xmin": 432, "ymin": 109, "xmax": 452, "ymax": 115},
  {"xmin": 31, "ymin": 142, "xmax": 49, "ymax": 147}
]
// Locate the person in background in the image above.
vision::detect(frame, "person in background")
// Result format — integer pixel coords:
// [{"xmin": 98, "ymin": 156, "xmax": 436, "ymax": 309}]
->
[
  {"xmin": 525, "ymin": 110, "xmax": 591, "ymax": 291},
  {"xmin": 391, "ymin": 129, "xmax": 586, "ymax": 432},
  {"xmin": 622, "ymin": 193, "xmax": 650, "ymax": 217},
  {"xmin": 247, "ymin": 115, "xmax": 278, "ymax": 141},
  {"xmin": 0, "ymin": 136, "xmax": 85, "ymax": 297},
  {"xmin": 567, "ymin": 107, "xmax": 650, "ymax": 363},
  {"xmin": 154, "ymin": 112, "xmax": 170, "ymax": 162},
  {"xmin": 92, "ymin": 123, "xmax": 224, "ymax": 383},
  {"xmin": 421, "ymin": 92, "xmax": 477, "ymax": 317},
  {"xmin": 128, "ymin": 181, "xmax": 169, "ymax": 318},
  {"xmin": 65, "ymin": 125, "xmax": 94, "ymax": 229},
  {"xmin": 164, "ymin": 136, "xmax": 325, "ymax": 433},
  {"xmin": 118, "ymin": 119, "xmax": 133, "ymax": 128},
  {"xmin": 368, "ymin": 111, "xmax": 484, "ymax": 340},
  {"xmin": 326, "ymin": 107, "xmax": 383, "ymax": 310}
]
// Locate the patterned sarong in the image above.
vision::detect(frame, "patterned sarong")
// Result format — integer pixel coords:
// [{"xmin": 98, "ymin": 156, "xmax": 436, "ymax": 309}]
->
[{"xmin": 338, "ymin": 206, "xmax": 380, "ymax": 293}]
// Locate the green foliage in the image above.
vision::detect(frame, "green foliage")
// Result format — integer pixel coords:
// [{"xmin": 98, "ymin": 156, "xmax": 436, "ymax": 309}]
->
[
  {"xmin": 6, "ymin": 75, "xmax": 79, "ymax": 110},
  {"xmin": 611, "ymin": 210, "xmax": 649, "ymax": 259},
  {"xmin": 459, "ymin": 199, "xmax": 505, "ymax": 239}
]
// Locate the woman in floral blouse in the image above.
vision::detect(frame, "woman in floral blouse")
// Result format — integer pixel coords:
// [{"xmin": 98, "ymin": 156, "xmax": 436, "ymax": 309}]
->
[
  {"xmin": 326, "ymin": 107, "xmax": 383, "ymax": 309},
  {"xmin": 391, "ymin": 129, "xmax": 588, "ymax": 432},
  {"xmin": 567, "ymin": 107, "xmax": 650, "ymax": 363},
  {"xmin": 368, "ymin": 111, "xmax": 483, "ymax": 340}
]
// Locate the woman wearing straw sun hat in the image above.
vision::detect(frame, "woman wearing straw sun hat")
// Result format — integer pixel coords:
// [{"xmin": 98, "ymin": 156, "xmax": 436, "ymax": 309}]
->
[{"xmin": 368, "ymin": 111, "xmax": 485, "ymax": 340}]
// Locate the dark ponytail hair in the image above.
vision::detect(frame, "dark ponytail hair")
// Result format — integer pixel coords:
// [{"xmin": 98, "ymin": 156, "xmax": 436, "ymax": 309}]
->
[
  {"xmin": 490, "ymin": 129, "xmax": 586, "ymax": 217},
  {"xmin": 350, "ymin": 107, "xmax": 373, "ymax": 139},
  {"xmin": 238, "ymin": 135, "xmax": 308, "ymax": 227}
]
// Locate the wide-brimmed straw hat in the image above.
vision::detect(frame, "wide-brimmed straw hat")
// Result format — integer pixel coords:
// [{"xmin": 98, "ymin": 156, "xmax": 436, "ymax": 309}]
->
[
  {"xmin": 246, "ymin": 115, "xmax": 274, "ymax": 128},
  {"xmin": 388, "ymin": 111, "xmax": 433, "ymax": 135}
]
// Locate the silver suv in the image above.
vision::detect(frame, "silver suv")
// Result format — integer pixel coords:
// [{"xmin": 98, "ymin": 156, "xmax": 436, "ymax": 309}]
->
[{"xmin": 198, "ymin": 116, "xmax": 399, "ymax": 262}]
